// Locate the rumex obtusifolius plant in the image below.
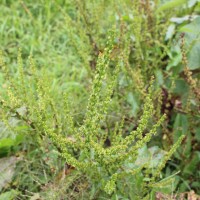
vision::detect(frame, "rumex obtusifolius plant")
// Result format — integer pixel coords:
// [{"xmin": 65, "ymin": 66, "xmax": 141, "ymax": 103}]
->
[{"xmin": 0, "ymin": 32, "xmax": 184, "ymax": 197}]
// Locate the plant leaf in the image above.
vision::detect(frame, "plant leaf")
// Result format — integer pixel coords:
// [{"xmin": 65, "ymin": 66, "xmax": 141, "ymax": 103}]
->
[{"xmin": 157, "ymin": 0, "xmax": 187, "ymax": 13}]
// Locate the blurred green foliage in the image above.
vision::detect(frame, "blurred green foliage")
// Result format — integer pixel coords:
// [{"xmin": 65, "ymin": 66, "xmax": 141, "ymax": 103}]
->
[{"xmin": 0, "ymin": 0, "xmax": 199, "ymax": 199}]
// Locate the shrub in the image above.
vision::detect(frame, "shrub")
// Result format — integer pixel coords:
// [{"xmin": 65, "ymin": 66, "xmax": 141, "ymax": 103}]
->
[{"xmin": 0, "ymin": 31, "xmax": 184, "ymax": 199}]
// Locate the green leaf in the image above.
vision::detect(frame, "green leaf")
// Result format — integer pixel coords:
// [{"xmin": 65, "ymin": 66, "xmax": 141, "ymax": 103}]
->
[
  {"xmin": 0, "ymin": 138, "xmax": 14, "ymax": 149},
  {"xmin": 156, "ymin": 0, "xmax": 187, "ymax": 13},
  {"xmin": 171, "ymin": 16, "xmax": 197, "ymax": 24},
  {"xmin": 183, "ymin": 132, "xmax": 192, "ymax": 158},
  {"xmin": 126, "ymin": 92, "xmax": 139, "ymax": 117},
  {"xmin": 0, "ymin": 138, "xmax": 15, "ymax": 157},
  {"xmin": 0, "ymin": 134, "xmax": 24, "ymax": 157},
  {"xmin": 148, "ymin": 146, "xmax": 166, "ymax": 168},
  {"xmin": 165, "ymin": 24, "xmax": 176, "ymax": 40},
  {"xmin": 173, "ymin": 79, "xmax": 189, "ymax": 95},
  {"xmin": 134, "ymin": 146, "xmax": 165, "ymax": 168},
  {"xmin": 166, "ymin": 45, "xmax": 182, "ymax": 71},
  {"xmin": 195, "ymin": 127, "xmax": 200, "ymax": 141},
  {"xmin": 173, "ymin": 114, "xmax": 188, "ymax": 142},
  {"xmin": 188, "ymin": 43, "xmax": 200, "ymax": 69},
  {"xmin": 135, "ymin": 145, "xmax": 150, "ymax": 167},
  {"xmin": 179, "ymin": 17, "xmax": 200, "ymax": 69},
  {"xmin": 0, "ymin": 190, "xmax": 18, "ymax": 200},
  {"xmin": 182, "ymin": 151, "xmax": 200, "ymax": 176},
  {"xmin": 155, "ymin": 70, "xmax": 164, "ymax": 86},
  {"xmin": 188, "ymin": 0, "xmax": 200, "ymax": 8}
]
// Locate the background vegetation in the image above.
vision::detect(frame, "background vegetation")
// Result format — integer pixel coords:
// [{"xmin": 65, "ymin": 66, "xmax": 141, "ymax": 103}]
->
[{"xmin": 0, "ymin": 0, "xmax": 199, "ymax": 199}]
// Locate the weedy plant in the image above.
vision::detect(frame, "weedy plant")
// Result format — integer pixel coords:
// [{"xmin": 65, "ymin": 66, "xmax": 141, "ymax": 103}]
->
[
  {"xmin": 1, "ymin": 0, "xmax": 200, "ymax": 198},
  {"xmin": 0, "ymin": 30, "xmax": 184, "ymax": 199}
]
